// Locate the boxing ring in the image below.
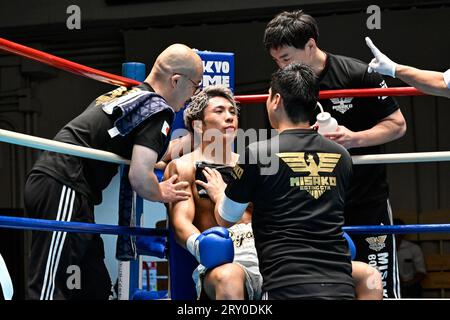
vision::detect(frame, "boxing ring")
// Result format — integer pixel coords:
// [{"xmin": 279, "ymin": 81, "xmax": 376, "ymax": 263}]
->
[{"xmin": 1, "ymin": 37, "xmax": 449, "ymax": 300}]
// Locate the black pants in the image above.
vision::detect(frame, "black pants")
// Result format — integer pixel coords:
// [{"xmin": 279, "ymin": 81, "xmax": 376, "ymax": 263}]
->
[
  {"xmin": 345, "ymin": 199, "xmax": 401, "ymax": 299},
  {"xmin": 262, "ymin": 283, "xmax": 355, "ymax": 300},
  {"xmin": 24, "ymin": 172, "xmax": 112, "ymax": 300}
]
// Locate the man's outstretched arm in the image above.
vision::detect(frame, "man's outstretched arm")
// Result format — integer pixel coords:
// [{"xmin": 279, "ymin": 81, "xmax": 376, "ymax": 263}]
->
[{"xmin": 365, "ymin": 37, "xmax": 450, "ymax": 98}]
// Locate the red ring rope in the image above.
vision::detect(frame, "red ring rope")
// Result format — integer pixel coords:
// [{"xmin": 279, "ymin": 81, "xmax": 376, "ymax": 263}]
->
[
  {"xmin": 0, "ymin": 37, "xmax": 140, "ymax": 87},
  {"xmin": 235, "ymin": 87, "xmax": 424, "ymax": 104},
  {"xmin": 0, "ymin": 37, "xmax": 425, "ymax": 101}
]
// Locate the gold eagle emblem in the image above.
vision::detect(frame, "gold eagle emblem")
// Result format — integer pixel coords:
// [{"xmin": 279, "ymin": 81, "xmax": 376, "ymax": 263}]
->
[
  {"xmin": 276, "ymin": 152, "xmax": 341, "ymax": 199},
  {"xmin": 365, "ymin": 235, "xmax": 387, "ymax": 252},
  {"xmin": 95, "ymin": 86, "xmax": 134, "ymax": 106}
]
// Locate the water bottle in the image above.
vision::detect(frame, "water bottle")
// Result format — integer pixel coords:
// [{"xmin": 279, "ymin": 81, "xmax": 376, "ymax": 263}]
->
[{"xmin": 317, "ymin": 112, "xmax": 338, "ymax": 135}]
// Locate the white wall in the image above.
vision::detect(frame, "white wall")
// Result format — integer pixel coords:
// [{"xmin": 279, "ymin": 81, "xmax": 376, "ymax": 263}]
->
[{"xmin": 94, "ymin": 171, "xmax": 167, "ymax": 285}]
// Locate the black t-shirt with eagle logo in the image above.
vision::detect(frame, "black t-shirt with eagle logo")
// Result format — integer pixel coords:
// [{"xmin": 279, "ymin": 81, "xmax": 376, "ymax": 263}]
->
[
  {"xmin": 32, "ymin": 83, "xmax": 174, "ymax": 205},
  {"xmin": 316, "ymin": 53, "xmax": 399, "ymax": 209},
  {"xmin": 225, "ymin": 129, "xmax": 354, "ymax": 293}
]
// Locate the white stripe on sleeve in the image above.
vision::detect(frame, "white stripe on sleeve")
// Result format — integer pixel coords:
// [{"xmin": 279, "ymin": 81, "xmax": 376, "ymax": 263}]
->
[
  {"xmin": 218, "ymin": 194, "xmax": 249, "ymax": 223},
  {"xmin": 443, "ymin": 69, "xmax": 450, "ymax": 89}
]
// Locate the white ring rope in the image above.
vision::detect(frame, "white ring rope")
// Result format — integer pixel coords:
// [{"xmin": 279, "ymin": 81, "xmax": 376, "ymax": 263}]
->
[
  {"xmin": 1, "ymin": 128, "xmax": 450, "ymax": 165},
  {"xmin": 352, "ymin": 152, "xmax": 450, "ymax": 164},
  {"xmin": 0, "ymin": 128, "xmax": 130, "ymax": 165}
]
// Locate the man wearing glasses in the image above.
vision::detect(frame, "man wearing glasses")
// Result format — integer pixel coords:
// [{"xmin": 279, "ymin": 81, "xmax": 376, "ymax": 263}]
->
[{"xmin": 24, "ymin": 44, "xmax": 204, "ymax": 300}]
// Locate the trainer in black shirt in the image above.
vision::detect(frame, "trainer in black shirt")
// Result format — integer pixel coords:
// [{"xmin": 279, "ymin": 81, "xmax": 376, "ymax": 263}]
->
[
  {"xmin": 33, "ymin": 82, "xmax": 175, "ymax": 205},
  {"xmin": 264, "ymin": 10, "xmax": 406, "ymax": 298},
  {"xmin": 24, "ymin": 44, "xmax": 203, "ymax": 300},
  {"xmin": 214, "ymin": 63, "xmax": 355, "ymax": 300}
]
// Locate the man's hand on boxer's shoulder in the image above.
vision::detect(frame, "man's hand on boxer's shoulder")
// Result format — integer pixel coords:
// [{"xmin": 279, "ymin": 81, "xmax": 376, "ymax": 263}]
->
[{"xmin": 159, "ymin": 174, "xmax": 190, "ymax": 203}]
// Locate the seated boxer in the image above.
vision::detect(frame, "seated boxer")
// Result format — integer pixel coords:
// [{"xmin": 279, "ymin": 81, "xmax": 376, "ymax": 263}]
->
[
  {"xmin": 165, "ymin": 85, "xmax": 382, "ymax": 300},
  {"xmin": 165, "ymin": 85, "xmax": 262, "ymax": 300}
]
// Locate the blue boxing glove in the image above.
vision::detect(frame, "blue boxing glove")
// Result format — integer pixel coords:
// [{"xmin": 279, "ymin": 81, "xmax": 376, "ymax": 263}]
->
[
  {"xmin": 186, "ymin": 227, "xmax": 234, "ymax": 269},
  {"xmin": 343, "ymin": 232, "xmax": 356, "ymax": 260}
]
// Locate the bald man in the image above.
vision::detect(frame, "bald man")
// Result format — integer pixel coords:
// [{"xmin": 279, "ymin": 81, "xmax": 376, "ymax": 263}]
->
[{"xmin": 24, "ymin": 44, "xmax": 203, "ymax": 300}]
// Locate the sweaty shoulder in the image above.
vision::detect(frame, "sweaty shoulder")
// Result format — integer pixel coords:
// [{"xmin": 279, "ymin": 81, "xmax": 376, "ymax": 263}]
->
[{"xmin": 165, "ymin": 153, "xmax": 195, "ymax": 182}]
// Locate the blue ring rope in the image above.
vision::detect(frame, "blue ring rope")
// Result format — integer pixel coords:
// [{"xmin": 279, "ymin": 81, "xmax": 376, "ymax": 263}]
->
[
  {"xmin": 343, "ymin": 224, "xmax": 450, "ymax": 235},
  {"xmin": 1, "ymin": 216, "xmax": 449, "ymax": 236},
  {"xmin": 0, "ymin": 215, "xmax": 168, "ymax": 237}
]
